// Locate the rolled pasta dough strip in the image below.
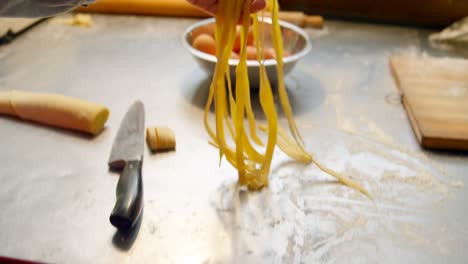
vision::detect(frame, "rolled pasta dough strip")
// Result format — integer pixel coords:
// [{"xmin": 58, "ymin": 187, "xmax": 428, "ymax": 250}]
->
[{"xmin": 0, "ymin": 90, "xmax": 109, "ymax": 135}]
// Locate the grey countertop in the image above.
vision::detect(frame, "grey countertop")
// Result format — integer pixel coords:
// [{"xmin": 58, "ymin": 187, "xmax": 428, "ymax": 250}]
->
[{"xmin": 0, "ymin": 14, "xmax": 467, "ymax": 263}]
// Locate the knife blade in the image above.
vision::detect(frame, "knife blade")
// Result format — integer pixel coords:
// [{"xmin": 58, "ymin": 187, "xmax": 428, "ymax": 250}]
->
[{"xmin": 108, "ymin": 100, "xmax": 145, "ymax": 230}]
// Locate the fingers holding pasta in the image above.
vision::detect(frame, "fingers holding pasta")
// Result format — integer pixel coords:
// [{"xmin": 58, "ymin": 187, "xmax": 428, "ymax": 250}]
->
[{"xmin": 187, "ymin": 0, "xmax": 266, "ymax": 16}]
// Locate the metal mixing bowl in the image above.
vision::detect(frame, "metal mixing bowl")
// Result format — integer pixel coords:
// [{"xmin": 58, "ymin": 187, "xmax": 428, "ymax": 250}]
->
[{"xmin": 182, "ymin": 17, "xmax": 311, "ymax": 87}]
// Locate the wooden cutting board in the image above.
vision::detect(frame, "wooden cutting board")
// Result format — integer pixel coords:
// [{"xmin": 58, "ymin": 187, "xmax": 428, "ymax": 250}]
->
[{"xmin": 390, "ymin": 56, "xmax": 468, "ymax": 151}]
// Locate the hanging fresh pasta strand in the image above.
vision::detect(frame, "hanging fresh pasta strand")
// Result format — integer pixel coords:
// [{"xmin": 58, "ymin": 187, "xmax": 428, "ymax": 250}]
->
[
  {"xmin": 250, "ymin": 9, "xmax": 277, "ymax": 188},
  {"xmin": 213, "ymin": 0, "xmax": 241, "ymax": 162},
  {"xmin": 225, "ymin": 72, "xmax": 236, "ymax": 139},
  {"xmin": 242, "ymin": 133, "xmax": 265, "ymax": 163},
  {"xmin": 242, "ymin": 15, "xmax": 263, "ymax": 147},
  {"xmin": 270, "ymin": 0, "xmax": 305, "ymax": 149},
  {"xmin": 204, "ymin": 76, "xmax": 219, "ymax": 148},
  {"xmin": 257, "ymin": 67, "xmax": 277, "ymax": 187},
  {"xmin": 234, "ymin": 0, "xmax": 250, "ymax": 183}
]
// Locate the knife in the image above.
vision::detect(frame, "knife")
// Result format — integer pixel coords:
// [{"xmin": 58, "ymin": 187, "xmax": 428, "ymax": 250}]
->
[
  {"xmin": 108, "ymin": 100, "xmax": 145, "ymax": 230},
  {"xmin": 0, "ymin": 18, "xmax": 46, "ymax": 45}
]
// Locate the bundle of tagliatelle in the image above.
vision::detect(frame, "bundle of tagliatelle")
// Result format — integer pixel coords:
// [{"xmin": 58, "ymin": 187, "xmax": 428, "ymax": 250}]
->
[{"xmin": 205, "ymin": 0, "xmax": 370, "ymax": 198}]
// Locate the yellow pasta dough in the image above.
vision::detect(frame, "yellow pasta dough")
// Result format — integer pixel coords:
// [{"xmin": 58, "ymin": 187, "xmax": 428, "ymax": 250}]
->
[
  {"xmin": 0, "ymin": 90, "xmax": 109, "ymax": 135},
  {"xmin": 146, "ymin": 126, "xmax": 176, "ymax": 152},
  {"xmin": 64, "ymin": 14, "xmax": 93, "ymax": 28}
]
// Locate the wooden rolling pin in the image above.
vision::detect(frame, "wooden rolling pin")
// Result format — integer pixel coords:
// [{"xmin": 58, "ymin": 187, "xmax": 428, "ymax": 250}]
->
[
  {"xmin": 78, "ymin": 0, "xmax": 208, "ymax": 17},
  {"xmin": 78, "ymin": 0, "xmax": 324, "ymax": 28},
  {"xmin": 0, "ymin": 90, "xmax": 109, "ymax": 135},
  {"xmin": 267, "ymin": 11, "xmax": 324, "ymax": 29}
]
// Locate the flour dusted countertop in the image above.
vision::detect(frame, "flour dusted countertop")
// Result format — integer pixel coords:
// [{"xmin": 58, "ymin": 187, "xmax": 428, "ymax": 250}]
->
[{"xmin": 0, "ymin": 14, "xmax": 467, "ymax": 263}]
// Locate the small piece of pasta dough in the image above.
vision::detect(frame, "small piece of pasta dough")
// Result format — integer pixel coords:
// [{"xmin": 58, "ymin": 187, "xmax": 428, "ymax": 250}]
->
[{"xmin": 146, "ymin": 127, "xmax": 176, "ymax": 152}]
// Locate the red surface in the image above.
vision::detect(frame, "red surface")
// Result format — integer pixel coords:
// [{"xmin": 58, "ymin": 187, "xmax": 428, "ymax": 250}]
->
[{"xmin": 0, "ymin": 256, "xmax": 43, "ymax": 264}]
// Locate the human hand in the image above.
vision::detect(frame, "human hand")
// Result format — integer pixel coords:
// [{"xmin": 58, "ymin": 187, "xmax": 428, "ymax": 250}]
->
[{"xmin": 188, "ymin": 0, "xmax": 266, "ymax": 16}]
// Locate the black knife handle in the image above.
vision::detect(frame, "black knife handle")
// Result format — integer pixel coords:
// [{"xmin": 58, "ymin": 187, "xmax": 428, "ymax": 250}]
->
[{"xmin": 110, "ymin": 160, "xmax": 143, "ymax": 230}]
